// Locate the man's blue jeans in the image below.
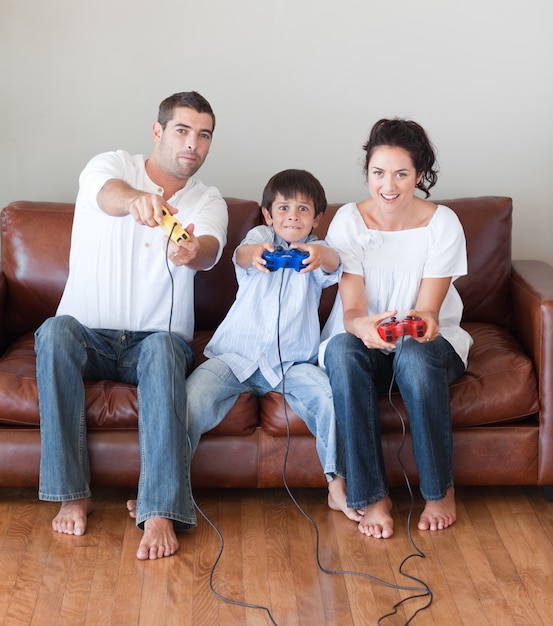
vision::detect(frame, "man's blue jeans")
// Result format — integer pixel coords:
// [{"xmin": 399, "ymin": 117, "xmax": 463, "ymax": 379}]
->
[
  {"xmin": 185, "ymin": 358, "xmax": 344, "ymax": 480},
  {"xmin": 35, "ymin": 315, "xmax": 196, "ymax": 530},
  {"xmin": 324, "ymin": 332, "xmax": 465, "ymax": 509}
]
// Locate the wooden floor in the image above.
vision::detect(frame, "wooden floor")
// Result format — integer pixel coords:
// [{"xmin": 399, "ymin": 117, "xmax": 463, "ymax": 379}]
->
[{"xmin": 1, "ymin": 485, "xmax": 552, "ymax": 625}]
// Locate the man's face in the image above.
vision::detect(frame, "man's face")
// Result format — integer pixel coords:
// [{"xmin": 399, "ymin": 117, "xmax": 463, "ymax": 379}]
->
[{"xmin": 152, "ymin": 106, "xmax": 214, "ymax": 181}]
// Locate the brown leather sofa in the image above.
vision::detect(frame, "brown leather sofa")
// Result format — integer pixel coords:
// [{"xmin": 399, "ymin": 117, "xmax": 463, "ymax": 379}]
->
[{"xmin": 1, "ymin": 197, "xmax": 552, "ymax": 494}]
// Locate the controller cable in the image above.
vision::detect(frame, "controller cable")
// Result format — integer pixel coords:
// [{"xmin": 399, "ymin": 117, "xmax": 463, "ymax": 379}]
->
[
  {"xmin": 163, "ymin": 230, "xmax": 278, "ymax": 625},
  {"xmin": 163, "ymin": 235, "xmax": 431, "ymax": 624},
  {"xmin": 272, "ymin": 269, "xmax": 433, "ymax": 625}
]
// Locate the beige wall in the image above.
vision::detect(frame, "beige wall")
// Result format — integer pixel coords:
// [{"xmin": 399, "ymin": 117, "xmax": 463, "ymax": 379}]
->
[{"xmin": 2, "ymin": 0, "xmax": 552, "ymax": 264}]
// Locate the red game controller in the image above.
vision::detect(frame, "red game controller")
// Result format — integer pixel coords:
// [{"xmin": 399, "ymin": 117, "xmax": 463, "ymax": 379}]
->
[{"xmin": 377, "ymin": 316, "xmax": 427, "ymax": 343}]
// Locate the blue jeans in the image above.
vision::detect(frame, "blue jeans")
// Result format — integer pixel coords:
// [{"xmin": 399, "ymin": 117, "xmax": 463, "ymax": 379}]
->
[
  {"xmin": 324, "ymin": 333, "xmax": 465, "ymax": 509},
  {"xmin": 185, "ymin": 358, "xmax": 344, "ymax": 480},
  {"xmin": 35, "ymin": 315, "xmax": 196, "ymax": 530}
]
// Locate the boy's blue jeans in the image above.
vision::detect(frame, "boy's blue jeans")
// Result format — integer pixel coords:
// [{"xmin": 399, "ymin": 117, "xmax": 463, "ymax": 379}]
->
[
  {"xmin": 185, "ymin": 358, "xmax": 344, "ymax": 481},
  {"xmin": 324, "ymin": 332, "xmax": 465, "ymax": 509},
  {"xmin": 35, "ymin": 315, "xmax": 196, "ymax": 530}
]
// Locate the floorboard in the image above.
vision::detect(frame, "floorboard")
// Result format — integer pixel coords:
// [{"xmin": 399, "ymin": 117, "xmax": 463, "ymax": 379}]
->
[{"xmin": 0, "ymin": 485, "xmax": 552, "ymax": 625}]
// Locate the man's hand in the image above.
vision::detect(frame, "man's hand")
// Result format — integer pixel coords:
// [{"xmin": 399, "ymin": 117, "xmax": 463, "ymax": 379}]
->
[
  {"xmin": 128, "ymin": 193, "xmax": 168, "ymax": 227},
  {"xmin": 167, "ymin": 224, "xmax": 200, "ymax": 266}
]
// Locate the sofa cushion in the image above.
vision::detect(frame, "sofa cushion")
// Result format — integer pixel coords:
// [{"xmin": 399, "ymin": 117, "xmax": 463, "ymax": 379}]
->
[
  {"xmin": 258, "ymin": 321, "xmax": 539, "ymax": 436},
  {"xmin": 0, "ymin": 333, "xmax": 260, "ymax": 435}
]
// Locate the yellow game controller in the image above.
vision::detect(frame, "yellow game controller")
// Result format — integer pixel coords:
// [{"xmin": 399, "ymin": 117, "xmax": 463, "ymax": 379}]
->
[{"xmin": 158, "ymin": 207, "xmax": 190, "ymax": 244}]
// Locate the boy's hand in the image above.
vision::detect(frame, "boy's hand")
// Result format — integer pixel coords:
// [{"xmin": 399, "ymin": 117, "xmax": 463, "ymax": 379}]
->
[
  {"xmin": 236, "ymin": 242, "xmax": 274, "ymax": 272},
  {"xmin": 293, "ymin": 243, "xmax": 340, "ymax": 274}
]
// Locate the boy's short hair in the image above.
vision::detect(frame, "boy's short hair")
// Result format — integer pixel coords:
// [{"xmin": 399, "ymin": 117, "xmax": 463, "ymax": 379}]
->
[{"xmin": 261, "ymin": 169, "xmax": 327, "ymax": 217}]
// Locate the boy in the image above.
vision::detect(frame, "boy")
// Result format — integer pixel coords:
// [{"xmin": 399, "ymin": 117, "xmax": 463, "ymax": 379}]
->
[{"xmin": 185, "ymin": 169, "xmax": 347, "ymax": 503}]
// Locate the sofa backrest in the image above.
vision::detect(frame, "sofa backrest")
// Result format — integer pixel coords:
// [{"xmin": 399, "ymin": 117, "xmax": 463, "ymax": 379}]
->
[
  {"xmin": 0, "ymin": 199, "xmax": 261, "ymax": 338},
  {"xmin": 194, "ymin": 198, "xmax": 260, "ymax": 330},
  {"xmin": 313, "ymin": 196, "xmax": 514, "ymax": 329},
  {"xmin": 1, "ymin": 202, "xmax": 74, "ymax": 336},
  {"xmin": 0, "ymin": 196, "xmax": 513, "ymax": 339},
  {"xmin": 435, "ymin": 197, "xmax": 513, "ymax": 327}
]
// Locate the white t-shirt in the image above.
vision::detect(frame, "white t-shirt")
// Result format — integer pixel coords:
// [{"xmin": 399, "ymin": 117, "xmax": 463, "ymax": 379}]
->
[
  {"xmin": 57, "ymin": 150, "xmax": 228, "ymax": 341},
  {"xmin": 320, "ymin": 202, "xmax": 473, "ymax": 366}
]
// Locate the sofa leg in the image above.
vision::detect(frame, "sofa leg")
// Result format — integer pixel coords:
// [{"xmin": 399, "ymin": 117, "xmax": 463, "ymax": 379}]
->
[{"xmin": 543, "ymin": 485, "xmax": 553, "ymax": 501}]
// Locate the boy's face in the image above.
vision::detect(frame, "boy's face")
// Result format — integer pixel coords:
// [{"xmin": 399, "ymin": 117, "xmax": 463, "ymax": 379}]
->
[{"xmin": 262, "ymin": 193, "xmax": 320, "ymax": 244}]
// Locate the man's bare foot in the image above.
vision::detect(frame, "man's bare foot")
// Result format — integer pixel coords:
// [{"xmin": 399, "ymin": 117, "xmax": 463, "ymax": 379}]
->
[
  {"xmin": 136, "ymin": 517, "xmax": 179, "ymax": 560},
  {"xmin": 358, "ymin": 496, "xmax": 394, "ymax": 539},
  {"xmin": 418, "ymin": 487, "xmax": 456, "ymax": 531},
  {"xmin": 52, "ymin": 498, "xmax": 93, "ymax": 536},
  {"xmin": 327, "ymin": 476, "xmax": 364, "ymax": 522},
  {"xmin": 126, "ymin": 499, "xmax": 137, "ymax": 519}
]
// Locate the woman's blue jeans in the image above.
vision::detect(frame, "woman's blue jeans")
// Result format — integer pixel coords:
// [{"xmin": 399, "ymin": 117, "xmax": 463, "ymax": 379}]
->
[
  {"xmin": 35, "ymin": 315, "xmax": 196, "ymax": 530},
  {"xmin": 324, "ymin": 332, "xmax": 465, "ymax": 509}
]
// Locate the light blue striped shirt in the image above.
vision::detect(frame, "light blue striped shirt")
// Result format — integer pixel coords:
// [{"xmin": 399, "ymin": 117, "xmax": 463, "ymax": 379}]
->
[{"xmin": 204, "ymin": 225, "xmax": 341, "ymax": 387}]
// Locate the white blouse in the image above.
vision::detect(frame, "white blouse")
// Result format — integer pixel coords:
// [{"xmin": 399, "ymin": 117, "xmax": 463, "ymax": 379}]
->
[{"xmin": 320, "ymin": 202, "xmax": 473, "ymax": 366}]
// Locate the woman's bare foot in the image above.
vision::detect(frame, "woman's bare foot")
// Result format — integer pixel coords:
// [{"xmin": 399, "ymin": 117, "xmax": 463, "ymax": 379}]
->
[
  {"xmin": 136, "ymin": 517, "xmax": 179, "ymax": 560},
  {"xmin": 51, "ymin": 498, "xmax": 93, "ymax": 536},
  {"xmin": 126, "ymin": 499, "xmax": 137, "ymax": 519},
  {"xmin": 358, "ymin": 496, "xmax": 394, "ymax": 538},
  {"xmin": 418, "ymin": 487, "xmax": 456, "ymax": 531},
  {"xmin": 327, "ymin": 476, "xmax": 364, "ymax": 522}
]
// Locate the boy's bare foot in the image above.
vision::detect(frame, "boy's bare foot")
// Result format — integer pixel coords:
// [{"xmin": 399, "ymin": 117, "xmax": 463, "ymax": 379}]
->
[
  {"xmin": 52, "ymin": 498, "xmax": 93, "ymax": 536},
  {"xmin": 418, "ymin": 487, "xmax": 456, "ymax": 531},
  {"xmin": 136, "ymin": 517, "xmax": 179, "ymax": 560},
  {"xmin": 126, "ymin": 499, "xmax": 137, "ymax": 519},
  {"xmin": 327, "ymin": 476, "xmax": 364, "ymax": 522},
  {"xmin": 358, "ymin": 496, "xmax": 394, "ymax": 539}
]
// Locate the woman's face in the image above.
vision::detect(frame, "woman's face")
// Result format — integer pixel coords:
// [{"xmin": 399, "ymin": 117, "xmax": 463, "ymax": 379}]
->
[{"xmin": 367, "ymin": 145, "xmax": 422, "ymax": 212}]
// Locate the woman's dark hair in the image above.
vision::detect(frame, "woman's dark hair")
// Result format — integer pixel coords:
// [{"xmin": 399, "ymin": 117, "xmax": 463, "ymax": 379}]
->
[
  {"xmin": 261, "ymin": 169, "xmax": 327, "ymax": 217},
  {"xmin": 362, "ymin": 118, "xmax": 438, "ymax": 197},
  {"xmin": 157, "ymin": 91, "xmax": 216, "ymax": 132}
]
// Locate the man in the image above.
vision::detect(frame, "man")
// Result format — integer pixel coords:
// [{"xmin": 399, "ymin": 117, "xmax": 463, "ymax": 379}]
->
[{"xmin": 35, "ymin": 91, "xmax": 228, "ymax": 560}]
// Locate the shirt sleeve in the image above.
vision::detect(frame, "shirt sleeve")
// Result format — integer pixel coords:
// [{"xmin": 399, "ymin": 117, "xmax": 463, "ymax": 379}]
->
[
  {"xmin": 77, "ymin": 151, "xmax": 136, "ymax": 214},
  {"xmin": 423, "ymin": 206, "xmax": 468, "ymax": 281},
  {"xmin": 325, "ymin": 204, "xmax": 365, "ymax": 277},
  {"xmin": 182, "ymin": 185, "xmax": 228, "ymax": 268},
  {"xmin": 234, "ymin": 226, "xmax": 341, "ymax": 287}
]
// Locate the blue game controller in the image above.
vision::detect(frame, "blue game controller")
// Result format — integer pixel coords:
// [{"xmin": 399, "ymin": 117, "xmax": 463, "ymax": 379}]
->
[{"xmin": 262, "ymin": 246, "xmax": 309, "ymax": 272}]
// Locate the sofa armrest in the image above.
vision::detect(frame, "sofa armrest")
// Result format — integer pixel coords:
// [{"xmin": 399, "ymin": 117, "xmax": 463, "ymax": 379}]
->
[
  {"xmin": 511, "ymin": 259, "xmax": 553, "ymax": 483},
  {"xmin": 0, "ymin": 271, "xmax": 6, "ymax": 344}
]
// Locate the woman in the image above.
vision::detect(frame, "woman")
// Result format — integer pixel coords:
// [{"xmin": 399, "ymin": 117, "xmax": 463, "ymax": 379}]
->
[{"xmin": 321, "ymin": 119, "xmax": 472, "ymax": 538}]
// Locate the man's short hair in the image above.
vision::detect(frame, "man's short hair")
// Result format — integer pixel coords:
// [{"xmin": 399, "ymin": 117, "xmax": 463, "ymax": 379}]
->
[{"xmin": 158, "ymin": 91, "xmax": 216, "ymax": 131}]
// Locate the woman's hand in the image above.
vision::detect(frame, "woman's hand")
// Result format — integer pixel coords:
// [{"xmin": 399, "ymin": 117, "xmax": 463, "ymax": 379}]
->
[
  {"xmin": 350, "ymin": 310, "xmax": 398, "ymax": 349},
  {"xmin": 408, "ymin": 309, "xmax": 440, "ymax": 342}
]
